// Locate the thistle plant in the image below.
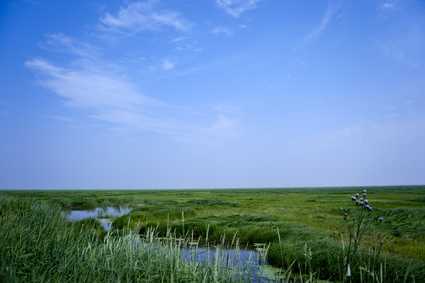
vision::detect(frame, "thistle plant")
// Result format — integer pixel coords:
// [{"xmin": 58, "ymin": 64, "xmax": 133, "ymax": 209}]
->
[{"xmin": 340, "ymin": 189, "xmax": 385, "ymax": 282}]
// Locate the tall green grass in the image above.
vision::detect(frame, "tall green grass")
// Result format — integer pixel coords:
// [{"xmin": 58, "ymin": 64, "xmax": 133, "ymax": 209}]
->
[{"xmin": 0, "ymin": 198, "xmax": 246, "ymax": 282}]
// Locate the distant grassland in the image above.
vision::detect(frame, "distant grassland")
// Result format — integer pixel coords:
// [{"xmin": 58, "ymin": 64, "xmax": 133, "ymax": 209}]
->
[{"xmin": 2, "ymin": 186, "xmax": 425, "ymax": 281}]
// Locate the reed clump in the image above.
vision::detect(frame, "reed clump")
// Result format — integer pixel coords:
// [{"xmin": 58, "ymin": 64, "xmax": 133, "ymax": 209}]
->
[{"xmin": 0, "ymin": 197, "xmax": 246, "ymax": 283}]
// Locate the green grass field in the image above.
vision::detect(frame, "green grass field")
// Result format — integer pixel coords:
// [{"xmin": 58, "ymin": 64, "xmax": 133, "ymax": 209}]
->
[{"xmin": 1, "ymin": 186, "xmax": 425, "ymax": 282}]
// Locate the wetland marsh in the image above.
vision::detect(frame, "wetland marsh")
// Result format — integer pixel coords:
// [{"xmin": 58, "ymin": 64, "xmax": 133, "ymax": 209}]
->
[{"xmin": 1, "ymin": 186, "xmax": 424, "ymax": 282}]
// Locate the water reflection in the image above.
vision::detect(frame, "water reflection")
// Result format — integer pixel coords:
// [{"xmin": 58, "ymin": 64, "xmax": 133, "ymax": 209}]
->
[
  {"xmin": 181, "ymin": 248, "xmax": 273, "ymax": 282},
  {"xmin": 66, "ymin": 207, "xmax": 131, "ymax": 231}
]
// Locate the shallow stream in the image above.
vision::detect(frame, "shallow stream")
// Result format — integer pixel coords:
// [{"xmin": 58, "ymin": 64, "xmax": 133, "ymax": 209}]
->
[
  {"xmin": 66, "ymin": 207, "xmax": 280, "ymax": 282},
  {"xmin": 181, "ymin": 247, "xmax": 278, "ymax": 282}
]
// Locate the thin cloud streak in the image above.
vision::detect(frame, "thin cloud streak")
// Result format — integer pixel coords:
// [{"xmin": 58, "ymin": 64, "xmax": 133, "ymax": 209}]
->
[
  {"xmin": 42, "ymin": 33, "xmax": 100, "ymax": 60},
  {"xmin": 100, "ymin": 1, "xmax": 191, "ymax": 33},
  {"xmin": 216, "ymin": 0, "xmax": 260, "ymax": 18},
  {"xmin": 304, "ymin": 0, "xmax": 343, "ymax": 43},
  {"xmin": 211, "ymin": 26, "xmax": 233, "ymax": 36}
]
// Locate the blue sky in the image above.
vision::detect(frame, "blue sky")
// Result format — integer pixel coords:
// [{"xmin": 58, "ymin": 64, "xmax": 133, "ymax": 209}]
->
[{"xmin": 1, "ymin": 0, "xmax": 425, "ymax": 189}]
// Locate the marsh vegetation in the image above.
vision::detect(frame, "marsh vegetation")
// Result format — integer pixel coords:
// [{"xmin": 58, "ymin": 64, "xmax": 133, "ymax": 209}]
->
[{"xmin": 1, "ymin": 186, "xmax": 424, "ymax": 282}]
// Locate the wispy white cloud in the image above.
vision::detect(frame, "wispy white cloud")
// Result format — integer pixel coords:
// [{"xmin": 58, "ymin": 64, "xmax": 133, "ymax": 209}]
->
[
  {"xmin": 41, "ymin": 33, "xmax": 100, "ymax": 60},
  {"xmin": 170, "ymin": 36, "xmax": 187, "ymax": 43},
  {"xmin": 378, "ymin": 39, "xmax": 424, "ymax": 70},
  {"xmin": 376, "ymin": 14, "xmax": 425, "ymax": 70},
  {"xmin": 380, "ymin": 0, "xmax": 398, "ymax": 11},
  {"xmin": 211, "ymin": 26, "xmax": 233, "ymax": 36},
  {"xmin": 171, "ymin": 37, "xmax": 203, "ymax": 53},
  {"xmin": 25, "ymin": 57, "xmax": 205, "ymax": 136},
  {"xmin": 100, "ymin": 1, "xmax": 191, "ymax": 33},
  {"xmin": 161, "ymin": 59, "xmax": 175, "ymax": 71},
  {"xmin": 304, "ymin": 0, "xmax": 343, "ymax": 43},
  {"xmin": 25, "ymin": 1, "xmax": 241, "ymax": 140},
  {"xmin": 26, "ymin": 33, "xmax": 184, "ymax": 134},
  {"xmin": 216, "ymin": 0, "xmax": 259, "ymax": 18},
  {"xmin": 26, "ymin": 59, "xmax": 149, "ymax": 118},
  {"xmin": 26, "ymin": 34, "xmax": 239, "ymax": 139}
]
